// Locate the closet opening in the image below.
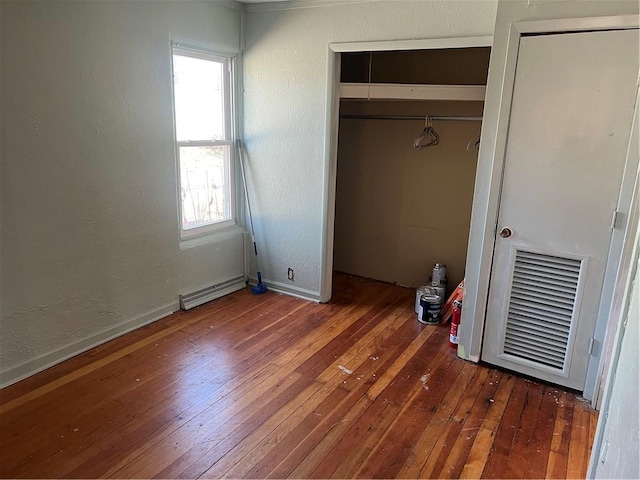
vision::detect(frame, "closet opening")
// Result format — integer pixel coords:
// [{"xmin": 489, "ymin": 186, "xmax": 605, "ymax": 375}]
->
[{"xmin": 330, "ymin": 46, "xmax": 491, "ymax": 304}]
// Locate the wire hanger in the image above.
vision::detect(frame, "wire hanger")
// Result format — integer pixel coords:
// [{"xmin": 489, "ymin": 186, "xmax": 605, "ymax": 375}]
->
[
  {"xmin": 413, "ymin": 116, "xmax": 439, "ymax": 150},
  {"xmin": 466, "ymin": 135, "xmax": 481, "ymax": 151}
]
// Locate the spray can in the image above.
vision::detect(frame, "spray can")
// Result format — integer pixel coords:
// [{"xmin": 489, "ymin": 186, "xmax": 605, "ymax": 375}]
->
[
  {"xmin": 432, "ymin": 263, "xmax": 447, "ymax": 287},
  {"xmin": 450, "ymin": 300, "xmax": 462, "ymax": 347}
]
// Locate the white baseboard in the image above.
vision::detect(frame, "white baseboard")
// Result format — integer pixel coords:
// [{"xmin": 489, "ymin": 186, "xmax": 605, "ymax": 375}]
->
[
  {"xmin": 249, "ymin": 277, "xmax": 321, "ymax": 303},
  {"xmin": 0, "ymin": 300, "xmax": 180, "ymax": 389}
]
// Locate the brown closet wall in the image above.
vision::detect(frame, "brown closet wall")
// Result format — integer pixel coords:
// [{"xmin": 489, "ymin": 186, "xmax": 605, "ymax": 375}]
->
[
  {"xmin": 334, "ymin": 100, "xmax": 482, "ymax": 290},
  {"xmin": 333, "ymin": 47, "xmax": 490, "ymax": 291}
]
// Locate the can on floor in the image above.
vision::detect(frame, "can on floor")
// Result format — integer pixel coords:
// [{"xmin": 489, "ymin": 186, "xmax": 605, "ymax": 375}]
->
[
  {"xmin": 418, "ymin": 293, "xmax": 442, "ymax": 325},
  {"xmin": 433, "ymin": 285, "xmax": 446, "ymax": 304},
  {"xmin": 431, "ymin": 263, "xmax": 447, "ymax": 287},
  {"xmin": 415, "ymin": 285, "xmax": 435, "ymax": 313}
]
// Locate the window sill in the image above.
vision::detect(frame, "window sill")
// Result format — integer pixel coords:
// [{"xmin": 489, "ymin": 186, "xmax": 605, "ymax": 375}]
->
[{"xmin": 179, "ymin": 223, "xmax": 245, "ymax": 250}]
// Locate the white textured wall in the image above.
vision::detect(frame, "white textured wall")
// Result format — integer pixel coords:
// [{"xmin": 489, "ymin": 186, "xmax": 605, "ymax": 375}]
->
[
  {"xmin": 243, "ymin": 0, "xmax": 498, "ymax": 298},
  {"xmin": 593, "ymin": 233, "xmax": 639, "ymax": 479},
  {"xmin": 0, "ymin": 0, "xmax": 243, "ymax": 384}
]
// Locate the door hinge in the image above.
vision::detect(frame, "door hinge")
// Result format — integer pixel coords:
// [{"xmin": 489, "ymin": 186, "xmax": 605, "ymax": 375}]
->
[
  {"xmin": 610, "ymin": 210, "xmax": 619, "ymax": 230},
  {"xmin": 588, "ymin": 337, "xmax": 595, "ymax": 355}
]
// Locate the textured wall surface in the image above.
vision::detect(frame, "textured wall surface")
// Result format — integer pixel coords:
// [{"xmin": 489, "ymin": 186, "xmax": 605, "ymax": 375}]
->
[
  {"xmin": 0, "ymin": 0, "xmax": 243, "ymax": 382},
  {"xmin": 593, "ymin": 245, "xmax": 639, "ymax": 479},
  {"xmin": 243, "ymin": 0, "xmax": 498, "ymax": 298}
]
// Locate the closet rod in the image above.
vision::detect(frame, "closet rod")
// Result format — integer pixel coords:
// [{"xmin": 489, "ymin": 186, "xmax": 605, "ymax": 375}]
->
[{"xmin": 340, "ymin": 114, "xmax": 482, "ymax": 122}]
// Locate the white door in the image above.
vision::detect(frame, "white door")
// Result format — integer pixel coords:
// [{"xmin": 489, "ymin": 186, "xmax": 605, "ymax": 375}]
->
[{"xmin": 482, "ymin": 29, "xmax": 639, "ymax": 390}]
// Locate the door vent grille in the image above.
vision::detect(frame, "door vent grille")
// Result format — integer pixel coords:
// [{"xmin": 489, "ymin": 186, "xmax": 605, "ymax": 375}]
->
[{"xmin": 503, "ymin": 251, "xmax": 581, "ymax": 370}]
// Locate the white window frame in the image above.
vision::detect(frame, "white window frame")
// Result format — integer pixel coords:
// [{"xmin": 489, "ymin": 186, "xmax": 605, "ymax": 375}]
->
[{"xmin": 171, "ymin": 45, "xmax": 236, "ymax": 239}]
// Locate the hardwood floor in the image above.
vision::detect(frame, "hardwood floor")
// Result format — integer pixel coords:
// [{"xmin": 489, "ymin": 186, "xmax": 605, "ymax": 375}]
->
[{"xmin": 0, "ymin": 273, "xmax": 597, "ymax": 479}]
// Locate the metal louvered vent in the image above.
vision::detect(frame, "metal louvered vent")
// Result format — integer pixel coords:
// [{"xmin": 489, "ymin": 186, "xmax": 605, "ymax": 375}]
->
[{"xmin": 503, "ymin": 250, "xmax": 582, "ymax": 370}]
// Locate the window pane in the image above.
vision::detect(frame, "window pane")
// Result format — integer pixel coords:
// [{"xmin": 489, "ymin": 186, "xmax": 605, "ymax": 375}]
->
[
  {"xmin": 173, "ymin": 54, "xmax": 226, "ymax": 141},
  {"xmin": 179, "ymin": 145, "xmax": 230, "ymax": 229}
]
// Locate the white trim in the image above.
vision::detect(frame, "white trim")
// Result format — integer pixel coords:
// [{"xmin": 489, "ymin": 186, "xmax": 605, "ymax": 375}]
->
[
  {"xmin": 516, "ymin": 14, "xmax": 639, "ymax": 34},
  {"xmin": 330, "ymin": 36, "xmax": 493, "ymax": 53},
  {"xmin": 171, "ymin": 45, "xmax": 238, "ymax": 240},
  {"xmin": 250, "ymin": 277, "xmax": 321, "ymax": 303},
  {"xmin": 585, "ymin": 85, "xmax": 640, "ymax": 404},
  {"xmin": 181, "ymin": 218, "xmax": 237, "ymax": 239},
  {"xmin": 179, "ymin": 223, "xmax": 244, "ymax": 250},
  {"xmin": 172, "ymin": 46, "xmax": 233, "ymax": 65},
  {"xmin": 588, "ymin": 87, "xmax": 640, "ymax": 473},
  {"xmin": 320, "ymin": 46, "xmax": 341, "ymax": 303},
  {"xmin": 171, "ymin": 39, "xmax": 241, "ymax": 57},
  {"xmin": 459, "ymin": 22, "xmax": 521, "ymax": 365},
  {"xmin": 460, "ymin": 14, "xmax": 640, "ymax": 403},
  {"xmin": 0, "ymin": 301, "xmax": 180, "ymax": 389},
  {"xmin": 587, "ymin": 168, "xmax": 640, "ymax": 477},
  {"xmin": 321, "ymin": 36, "xmax": 491, "ymax": 303},
  {"xmin": 177, "ymin": 140, "xmax": 235, "ymax": 148},
  {"xmin": 340, "ymin": 83, "xmax": 486, "ymax": 102},
  {"xmin": 591, "ymin": 85, "xmax": 640, "ymax": 409}
]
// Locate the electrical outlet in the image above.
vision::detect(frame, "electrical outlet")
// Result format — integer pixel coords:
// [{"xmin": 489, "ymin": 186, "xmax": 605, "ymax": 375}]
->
[{"xmin": 287, "ymin": 268, "xmax": 294, "ymax": 281}]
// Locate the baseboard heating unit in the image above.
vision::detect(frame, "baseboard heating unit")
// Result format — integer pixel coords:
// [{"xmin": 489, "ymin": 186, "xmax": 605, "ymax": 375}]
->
[{"xmin": 179, "ymin": 275, "xmax": 246, "ymax": 310}]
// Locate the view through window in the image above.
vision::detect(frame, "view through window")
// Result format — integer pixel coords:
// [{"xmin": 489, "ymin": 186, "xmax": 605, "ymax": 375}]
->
[{"xmin": 172, "ymin": 47, "xmax": 235, "ymax": 235}]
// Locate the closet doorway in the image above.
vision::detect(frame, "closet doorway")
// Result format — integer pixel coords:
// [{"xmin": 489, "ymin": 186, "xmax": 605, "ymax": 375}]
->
[{"xmin": 325, "ymin": 40, "xmax": 491, "ymax": 302}]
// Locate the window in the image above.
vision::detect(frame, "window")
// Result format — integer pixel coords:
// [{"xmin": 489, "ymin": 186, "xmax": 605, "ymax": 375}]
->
[{"xmin": 171, "ymin": 46, "xmax": 235, "ymax": 237}]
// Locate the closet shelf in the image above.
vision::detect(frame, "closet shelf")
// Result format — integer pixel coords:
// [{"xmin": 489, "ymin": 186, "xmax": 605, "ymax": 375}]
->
[{"xmin": 340, "ymin": 83, "xmax": 486, "ymax": 102}]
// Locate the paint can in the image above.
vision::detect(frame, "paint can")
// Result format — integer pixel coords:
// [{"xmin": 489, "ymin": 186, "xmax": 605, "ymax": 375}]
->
[
  {"xmin": 431, "ymin": 263, "xmax": 447, "ymax": 287},
  {"xmin": 418, "ymin": 293, "xmax": 442, "ymax": 325},
  {"xmin": 433, "ymin": 285, "xmax": 446, "ymax": 304},
  {"xmin": 428, "ymin": 275, "xmax": 447, "ymax": 287},
  {"xmin": 415, "ymin": 285, "xmax": 435, "ymax": 313}
]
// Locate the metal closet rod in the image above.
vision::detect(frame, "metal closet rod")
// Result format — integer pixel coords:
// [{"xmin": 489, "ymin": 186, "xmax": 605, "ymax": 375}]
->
[{"xmin": 340, "ymin": 114, "xmax": 482, "ymax": 122}]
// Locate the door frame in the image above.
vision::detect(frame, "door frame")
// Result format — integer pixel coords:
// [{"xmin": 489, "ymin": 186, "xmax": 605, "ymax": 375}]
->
[
  {"xmin": 319, "ymin": 35, "xmax": 493, "ymax": 303},
  {"xmin": 460, "ymin": 13, "xmax": 639, "ymax": 403},
  {"xmin": 588, "ymin": 87, "xmax": 640, "ymax": 474}
]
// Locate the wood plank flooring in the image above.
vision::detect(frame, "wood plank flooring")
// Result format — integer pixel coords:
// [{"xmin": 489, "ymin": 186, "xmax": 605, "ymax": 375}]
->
[{"xmin": 0, "ymin": 273, "xmax": 598, "ymax": 479}]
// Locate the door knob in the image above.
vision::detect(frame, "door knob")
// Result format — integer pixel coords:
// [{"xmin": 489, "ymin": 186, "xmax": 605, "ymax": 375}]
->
[{"xmin": 499, "ymin": 227, "xmax": 513, "ymax": 238}]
